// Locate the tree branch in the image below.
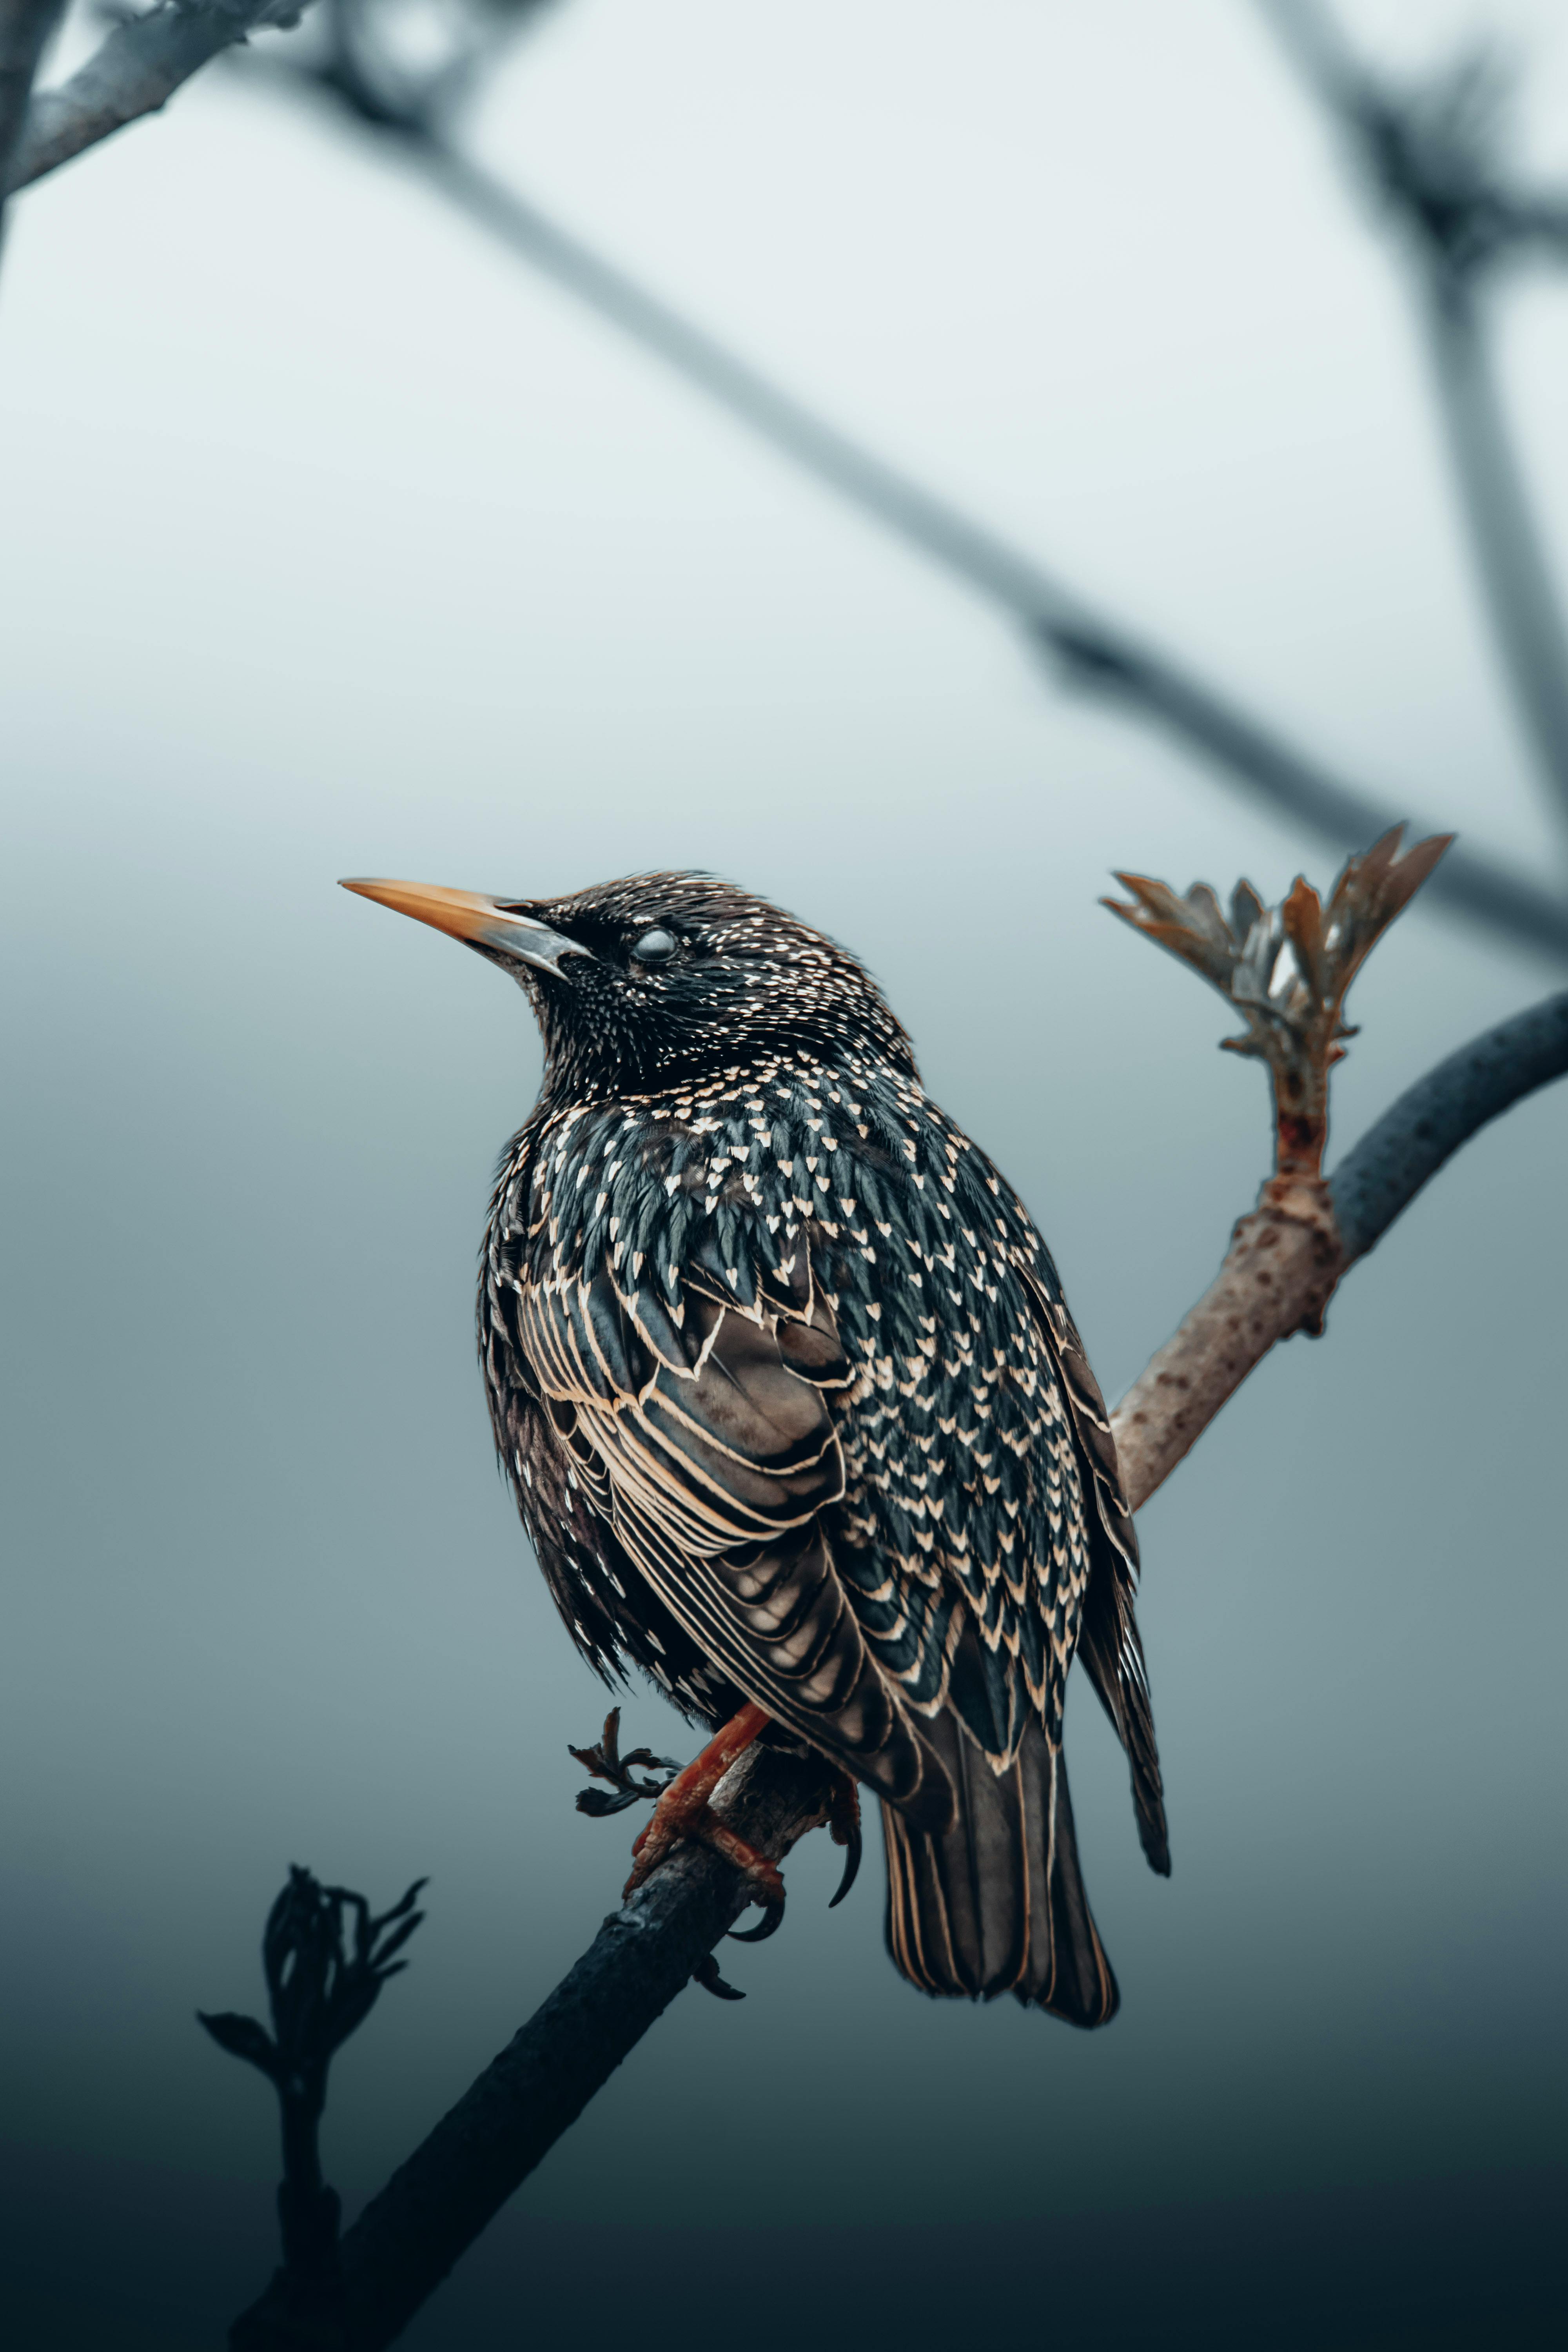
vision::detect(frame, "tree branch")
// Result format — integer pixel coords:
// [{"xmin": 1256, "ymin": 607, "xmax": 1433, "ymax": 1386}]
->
[
  {"xmin": 229, "ymin": 1746, "xmax": 835, "ymax": 2351},
  {"xmin": 1417, "ymin": 272, "xmax": 1568, "ymax": 833},
  {"xmin": 1106, "ymin": 987, "xmax": 1568, "ymax": 1508},
  {"xmin": 1329, "ymin": 984, "xmax": 1568, "ymax": 1260},
  {"xmin": 1031, "ymin": 619, "xmax": 1568, "ymax": 959},
  {"xmin": 225, "ymin": 975, "xmax": 1568, "ymax": 2351},
  {"xmin": 1259, "ymin": 0, "xmax": 1568, "ymax": 835},
  {"xmin": 216, "ymin": 47, "xmax": 1568, "ymax": 967},
  {"xmin": 0, "ymin": 0, "xmax": 64, "ymax": 240},
  {"xmin": 403, "ymin": 128, "xmax": 1568, "ymax": 967},
  {"xmin": 16, "ymin": 7, "xmax": 1568, "ymax": 958},
  {"xmin": 5, "ymin": 0, "xmax": 318, "ymax": 194}
]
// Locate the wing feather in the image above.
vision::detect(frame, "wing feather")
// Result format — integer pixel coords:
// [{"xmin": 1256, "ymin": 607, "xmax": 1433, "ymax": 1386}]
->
[
  {"xmin": 1019, "ymin": 1265, "xmax": 1170, "ymax": 1875},
  {"xmin": 518, "ymin": 1268, "xmax": 955, "ymax": 1830}
]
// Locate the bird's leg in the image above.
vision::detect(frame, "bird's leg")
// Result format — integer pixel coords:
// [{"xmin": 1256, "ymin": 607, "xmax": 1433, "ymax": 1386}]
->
[
  {"xmin": 623, "ymin": 1701, "xmax": 782, "ymax": 1905},
  {"xmin": 566, "ymin": 1707, "xmax": 680, "ymax": 1817}
]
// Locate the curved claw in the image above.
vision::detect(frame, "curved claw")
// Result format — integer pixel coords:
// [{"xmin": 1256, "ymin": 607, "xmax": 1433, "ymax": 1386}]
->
[
  {"xmin": 691, "ymin": 1951, "xmax": 746, "ymax": 2000},
  {"xmin": 828, "ymin": 1812, "xmax": 863, "ymax": 1909},
  {"xmin": 826, "ymin": 1769, "xmax": 863, "ymax": 1908},
  {"xmin": 729, "ymin": 1893, "xmax": 785, "ymax": 1944}
]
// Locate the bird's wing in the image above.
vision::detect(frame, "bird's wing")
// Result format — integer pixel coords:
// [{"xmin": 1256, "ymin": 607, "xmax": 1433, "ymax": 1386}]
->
[
  {"xmin": 515, "ymin": 1255, "xmax": 954, "ymax": 1828},
  {"xmin": 1017, "ymin": 1264, "xmax": 1169, "ymax": 1874}
]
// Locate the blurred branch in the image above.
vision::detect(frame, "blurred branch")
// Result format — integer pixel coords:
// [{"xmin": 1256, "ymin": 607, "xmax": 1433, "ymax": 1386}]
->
[
  {"xmin": 227, "ymin": 837, "xmax": 1568, "ymax": 2350},
  {"xmin": 12, "ymin": 5, "xmax": 1568, "ymax": 946},
  {"xmin": 6, "ymin": 0, "xmax": 319, "ymax": 193},
  {"xmin": 0, "ymin": 0, "xmax": 64, "ymax": 239},
  {"xmin": 1259, "ymin": 0, "xmax": 1568, "ymax": 837},
  {"xmin": 220, "ymin": 9, "xmax": 1568, "ymax": 966},
  {"xmin": 1421, "ymin": 268, "xmax": 1568, "ymax": 835},
  {"xmin": 1027, "ymin": 620, "xmax": 1564, "ymax": 956}
]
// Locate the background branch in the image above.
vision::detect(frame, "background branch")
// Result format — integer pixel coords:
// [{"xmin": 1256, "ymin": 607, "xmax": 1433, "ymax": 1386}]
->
[
  {"xmin": 1260, "ymin": 0, "xmax": 1568, "ymax": 835},
  {"xmin": 1418, "ymin": 267, "xmax": 1568, "ymax": 831},
  {"xmin": 16, "ymin": 3, "xmax": 1568, "ymax": 958},
  {"xmin": 0, "ymin": 0, "xmax": 64, "ymax": 240},
  {"xmin": 224, "ymin": 20, "xmax": 1568, "ymax": 967},
  {"xmin": 6, "ymin": 0, "xmax": 319, "ymax": 193},
  {"xmin": 226, "ymin": 972, "xmax": 1568, "ymax": 2352}
]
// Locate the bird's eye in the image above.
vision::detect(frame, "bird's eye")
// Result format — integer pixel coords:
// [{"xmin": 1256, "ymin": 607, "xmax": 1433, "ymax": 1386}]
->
[{"xmin": 630, "ymin": 927, "xmax": 677, "ymax": 964}]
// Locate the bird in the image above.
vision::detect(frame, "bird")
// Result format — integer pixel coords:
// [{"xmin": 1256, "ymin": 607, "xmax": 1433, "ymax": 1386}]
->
[{"xmin": 342, "ymin": 870, "xmax": 1168, "ymax": 2024}]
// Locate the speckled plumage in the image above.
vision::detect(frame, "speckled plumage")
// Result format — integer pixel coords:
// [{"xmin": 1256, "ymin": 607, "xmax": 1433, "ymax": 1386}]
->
[{"xmin": 468, "ymin": 874, "xmax": 1168, "ymax": 2022}]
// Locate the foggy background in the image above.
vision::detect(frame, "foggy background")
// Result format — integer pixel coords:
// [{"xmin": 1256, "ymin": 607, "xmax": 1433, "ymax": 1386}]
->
[{"xmin": 1, "ymin": 1, "xmax": 1564, "ymax": 2343}]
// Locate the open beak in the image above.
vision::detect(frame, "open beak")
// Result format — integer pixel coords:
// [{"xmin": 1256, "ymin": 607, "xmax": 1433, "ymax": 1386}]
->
[{"xmin": 339, "ymin": 879, "xmax": 592, "ymax": 978}]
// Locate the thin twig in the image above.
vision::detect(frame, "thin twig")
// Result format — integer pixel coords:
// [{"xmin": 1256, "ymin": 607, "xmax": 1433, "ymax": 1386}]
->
[
  {"xmin": 226, "ymin": 978, "xmax": 1568, "ymax": 2351},
  {"xmin": 5, "ymin": 0, "xmax": 319, "ymax": 193},
  {"xmin": 201, "ymin": 1865, "xmax": 428, "ymax": 2302}
]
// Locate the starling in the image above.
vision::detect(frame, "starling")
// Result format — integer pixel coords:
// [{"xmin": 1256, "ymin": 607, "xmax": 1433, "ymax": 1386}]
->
[{"xmin": 343, "ymin": 873, "xmax": 1168, "ymax": 2024}]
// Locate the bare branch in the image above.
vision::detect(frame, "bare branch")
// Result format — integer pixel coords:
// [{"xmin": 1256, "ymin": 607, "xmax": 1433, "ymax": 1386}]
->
[
  {"xmin": 6, "ymin": 0, "xmax": 317, "ymax": 194},
  {"xmin": 415, "ymin": 128, "xmax": 1568, "ymax": 965},
  {"xmin": 1330, "ymin": 985, "xmax": 1568, "ymax": 1261},
  {"xmin": 1106, "ymin": 975, "xmax": 1568, "ymax": 1505},
  {"xmin": 1258, "ymin": 2, "xmax": 1568, "ymax": 833},
  {"xmin": 12, "ymin": 8, "xmax": 1568, "ymax": 945},
  {"xmin": 1106, "ymin": 839, "xmax": 1566, "ymax": 1508},
  {"xmin": 1036, "ymin": 621, "xmax": 1568, "ymax": 960},
  {"xmin": 0, "ymin": 0, "xmax": 64, "ymax": 240},
  {"xmin": 1261, "ymin": 2, "xmax": 1568, "ymax": 272},
  {"xmin": 229, "ymin": 1746, "xmax": 836, "ymax": 2351},
  {"xmin": 1419, "ymin": 275, "xmax": 1568, "ymax": 834},
  {"xmin": 222, "ymin": 49, "xmax": 1568, "ymax": 966},
  {"xmin": 225, "ymin": 944, "xmax": 1568, "ymax": 2349},
  {"xmin": 1110, "ymin": 1176, "xmax": 1344, "ymax": 1516}
]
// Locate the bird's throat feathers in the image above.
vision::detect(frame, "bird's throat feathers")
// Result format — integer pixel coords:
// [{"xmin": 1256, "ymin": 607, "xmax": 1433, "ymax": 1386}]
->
[{"xmin": 488, "ymin": 1047, "xmax": 1043, "ymax": 1356}]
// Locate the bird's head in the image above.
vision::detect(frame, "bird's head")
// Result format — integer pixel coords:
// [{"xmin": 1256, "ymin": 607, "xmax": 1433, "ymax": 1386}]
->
[{"xmin": 341, "ymin": 870, "xmax": 915, "ymax": 1097}]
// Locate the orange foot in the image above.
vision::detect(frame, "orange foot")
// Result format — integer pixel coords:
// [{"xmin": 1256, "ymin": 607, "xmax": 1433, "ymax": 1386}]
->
[{"xmin": 623, "ymin": 1702, "xmax": 784, "ymax": 1916}]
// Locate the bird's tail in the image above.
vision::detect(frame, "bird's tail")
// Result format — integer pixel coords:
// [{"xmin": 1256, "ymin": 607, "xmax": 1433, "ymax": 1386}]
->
[{"xmin": 881, "ymin": 1709, "xmax": 1119, "ymax": 2026}]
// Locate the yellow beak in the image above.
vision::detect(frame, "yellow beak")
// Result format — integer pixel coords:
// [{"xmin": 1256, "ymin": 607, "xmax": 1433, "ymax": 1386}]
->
[{"xmin": 339, "ymin": 878, "xmax": 591, "ymax": 977}]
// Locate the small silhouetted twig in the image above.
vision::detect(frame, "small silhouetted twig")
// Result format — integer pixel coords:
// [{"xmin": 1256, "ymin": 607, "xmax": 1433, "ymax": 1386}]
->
[
  {"xmin": 567, "ymin": 1704, "xmax": 679, "ymax": 1817},
  {"xmin": 202, "ymin": 1864, "xmax": 425, "ymax": 2313},
  {"xmin": 227, "ymin": 839, "xmax": 1568, "ymax": 2352},
  {"xmin": 227, "ymin": 1749, "xmax": 836, "ymax": 2351}
]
